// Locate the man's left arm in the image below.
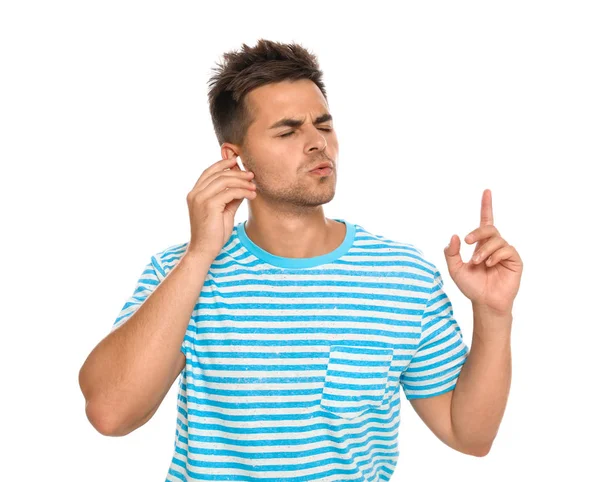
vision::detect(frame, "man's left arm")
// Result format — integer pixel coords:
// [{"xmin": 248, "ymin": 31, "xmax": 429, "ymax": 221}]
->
[
  {"xmin": 410, "ymin": 189, "xmax": 522, "ymax": 457},
  {"xmin": 409, "ymin": 306, "xmax": 512, "ymax": 457},
  {"xmin": 450, "ymin": 305, "xmax": 512, "ymax": 455}
]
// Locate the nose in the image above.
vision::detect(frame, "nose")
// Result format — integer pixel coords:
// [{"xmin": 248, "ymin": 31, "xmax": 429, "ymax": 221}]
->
[{"xmin": 305, "ymin": 125, "xmax": 327, "ymax": 154}]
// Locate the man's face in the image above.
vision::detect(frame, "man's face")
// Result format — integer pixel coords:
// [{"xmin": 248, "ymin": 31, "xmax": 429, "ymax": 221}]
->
[{"xmin": 239, "ymin": 79, "xmax": 339, "ymax": 209}]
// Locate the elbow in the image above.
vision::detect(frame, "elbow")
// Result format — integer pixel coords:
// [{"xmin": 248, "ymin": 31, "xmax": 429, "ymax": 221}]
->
[
  {"xmin": 452, "ymin": 431, "xmax": 493, "ymax": 457},
  {"xmin": 465, "ymin": 443, "xmax": 492, "ymax": 457},
  {"xmin": 85, "ymin": 400, "xmax": 126, "ymax": 437},
  {"xmin": 79, "ymin": 367, "xmax": 131, "ymax": 437}
]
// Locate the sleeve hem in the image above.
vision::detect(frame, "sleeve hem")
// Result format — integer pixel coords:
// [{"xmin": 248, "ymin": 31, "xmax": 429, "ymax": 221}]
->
[
  {"xmin": 405, "ymin": 383, "xmax": 456, "ymax": 400},
  {"xmin": 151, "ymin": 254, "xmax": 167, "ymax": 280}
]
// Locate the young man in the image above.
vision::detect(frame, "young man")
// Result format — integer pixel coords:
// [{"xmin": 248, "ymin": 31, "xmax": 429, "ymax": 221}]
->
[{"xmin": 79, "ymin": 39, "xmax": 522, "ymax": 481}]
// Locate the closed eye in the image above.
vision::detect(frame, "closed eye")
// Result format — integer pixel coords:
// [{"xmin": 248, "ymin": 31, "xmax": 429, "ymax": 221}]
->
[{"xmin": 280, "ymin": 128, "xmax": 332, "ymax": 138}]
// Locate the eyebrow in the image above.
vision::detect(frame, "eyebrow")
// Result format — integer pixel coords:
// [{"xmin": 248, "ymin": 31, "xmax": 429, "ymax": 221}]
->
[{"xmin": 268, "ymin": 113, "xmax": 333, "ymax": 130}]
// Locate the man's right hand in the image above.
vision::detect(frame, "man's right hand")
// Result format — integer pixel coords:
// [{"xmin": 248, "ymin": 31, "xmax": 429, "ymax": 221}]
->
[{"xmin": 185, "ymin": 151, "xmax": 256, "ymax": 261}]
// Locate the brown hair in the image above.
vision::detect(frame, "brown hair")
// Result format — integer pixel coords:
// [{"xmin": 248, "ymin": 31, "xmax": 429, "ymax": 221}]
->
[{"xmin": 207, "ymin": 38, "xmax": 328, "ymax": 149}]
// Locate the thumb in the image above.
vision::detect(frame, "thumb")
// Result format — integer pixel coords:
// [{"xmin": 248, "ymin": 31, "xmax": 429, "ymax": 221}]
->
[{"xmin": 443, "ymin": 234, "xmax": 463, "ymax": 275}]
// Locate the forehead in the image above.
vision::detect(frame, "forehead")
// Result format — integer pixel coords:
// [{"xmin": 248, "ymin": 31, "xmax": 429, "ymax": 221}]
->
[{"xmin": 246, "ymin": 79, "xmax": 329, "ymax": 128}]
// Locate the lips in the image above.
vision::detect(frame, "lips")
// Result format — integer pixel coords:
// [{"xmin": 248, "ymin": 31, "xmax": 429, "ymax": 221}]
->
[{"xmin": 309, "ymin": 162, "xmax": 334, "ymax": 172}]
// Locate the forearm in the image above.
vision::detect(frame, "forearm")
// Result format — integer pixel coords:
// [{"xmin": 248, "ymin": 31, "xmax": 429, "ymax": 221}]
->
[
  {"xmin": 79, "ymin": 252, "xmax": 212, "ymax": 433},
  {"xmin": 450, "ymin": 305, "xmax": 513, "ymax": 455}
]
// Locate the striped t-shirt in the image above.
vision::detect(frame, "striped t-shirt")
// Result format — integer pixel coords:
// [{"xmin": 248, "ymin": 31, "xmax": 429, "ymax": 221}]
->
[{"xmin": 111, "ymin": 218, "xmax": 469, "ymax": 481}]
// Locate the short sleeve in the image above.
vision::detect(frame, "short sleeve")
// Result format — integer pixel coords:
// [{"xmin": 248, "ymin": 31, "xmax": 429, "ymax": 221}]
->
[
  {"xmin": 110, "ymin": 255, "xmax": 166, "ymax": 333},
  {"xmin": 400, "ymin": 267, "xmax": 470, "ymax": 399}
]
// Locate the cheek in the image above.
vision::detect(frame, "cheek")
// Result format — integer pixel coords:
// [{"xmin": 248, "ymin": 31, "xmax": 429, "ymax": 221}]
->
[
  {"xmin": 328, "ymin": 133, "xmax": 339, "ymax": 150},
  {"xmin": 256, "ymin": 139, "xmax": 286, "ymax": 159}
]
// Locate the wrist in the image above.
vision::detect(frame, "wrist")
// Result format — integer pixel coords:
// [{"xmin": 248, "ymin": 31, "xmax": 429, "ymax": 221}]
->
[
  {"xmin": 472, "ymin": 304, "xmax": 513, "ymax": 342},
  {"xmin": 471, "ymin": 302, "xmax": 513, "ymax": 320},
  {"xmin": 181, "ymin": 249, "xmax": 215, "ymax": 270}
]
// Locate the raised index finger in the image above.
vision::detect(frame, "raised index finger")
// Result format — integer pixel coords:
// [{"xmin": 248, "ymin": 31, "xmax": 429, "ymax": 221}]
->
[{"xmin": 480, "ymin": 189, "xmax": 494, "ymax": 226}]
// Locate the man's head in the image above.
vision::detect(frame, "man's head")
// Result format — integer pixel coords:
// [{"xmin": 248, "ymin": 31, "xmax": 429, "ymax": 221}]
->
[{"xmin": 208, "ymin": 39, "xmax": 339, "ymax": 211}]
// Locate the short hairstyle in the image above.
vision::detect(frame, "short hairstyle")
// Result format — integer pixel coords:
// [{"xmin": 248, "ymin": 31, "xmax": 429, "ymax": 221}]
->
[{"xmin": 207, "ymin": 38, "xmax": 328, "ymax": 149}]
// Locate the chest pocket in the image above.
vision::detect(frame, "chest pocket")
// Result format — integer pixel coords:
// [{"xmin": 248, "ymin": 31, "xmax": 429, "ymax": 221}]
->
[{"xmin": 320, "ymin": 345, "xmax": 394, "ymax": 420}]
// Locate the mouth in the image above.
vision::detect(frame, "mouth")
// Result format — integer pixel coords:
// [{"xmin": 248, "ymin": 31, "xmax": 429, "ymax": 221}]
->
[{"xmin": 309, "ymin": 162, "xmax": 334, "ymax": 176}]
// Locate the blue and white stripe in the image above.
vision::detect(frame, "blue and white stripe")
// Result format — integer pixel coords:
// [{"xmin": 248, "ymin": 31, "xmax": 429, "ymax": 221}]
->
[{"xmin": 111, "ymin": 218, "xmax": 469, "ymax": 481}]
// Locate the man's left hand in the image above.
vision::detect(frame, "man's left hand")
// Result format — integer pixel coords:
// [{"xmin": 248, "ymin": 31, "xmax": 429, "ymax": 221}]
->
[{"xmin": 443, "ymin": 189, "xmax": 523, "ymax": 317}]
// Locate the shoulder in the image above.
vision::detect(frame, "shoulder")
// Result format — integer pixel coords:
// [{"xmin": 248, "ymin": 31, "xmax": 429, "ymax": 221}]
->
[
  {"xmin": 352, "ymin": 221, "xmax": 437, "ymax": 280},
  {"xmin": 150, "ymin": 241, "xmax": 190, "ymax": 281}
]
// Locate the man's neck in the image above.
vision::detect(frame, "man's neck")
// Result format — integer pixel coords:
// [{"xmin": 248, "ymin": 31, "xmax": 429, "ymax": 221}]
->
[{"xmin": 244, "ymin": 210, "xmax": 346, "ymax": 259}]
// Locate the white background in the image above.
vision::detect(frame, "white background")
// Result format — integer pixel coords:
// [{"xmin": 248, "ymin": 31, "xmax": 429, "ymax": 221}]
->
[{"xmin": 1, "ymin": 1, "xmax": 599, "ymax": 480}]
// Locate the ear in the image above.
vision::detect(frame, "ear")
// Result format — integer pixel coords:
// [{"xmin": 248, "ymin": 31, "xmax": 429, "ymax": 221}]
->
[
  {"xmin": 221, "ymin": 146, "xmax": 233, "ymax": 159},
  {"xmin": 221, "ymin": 143, "xmax": 248, "ymax": 171}
]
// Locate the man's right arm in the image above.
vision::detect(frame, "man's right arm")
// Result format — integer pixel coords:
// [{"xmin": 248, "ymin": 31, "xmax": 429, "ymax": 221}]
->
[{"xmin": 79, "ymin": 251, "xmax": 213, "ymax": 436}]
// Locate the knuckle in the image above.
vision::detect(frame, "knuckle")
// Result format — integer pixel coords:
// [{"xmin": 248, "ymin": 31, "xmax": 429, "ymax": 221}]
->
[{"xmin": 187, "ymin": 191, "xmax": 200, "ymax": 204}]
